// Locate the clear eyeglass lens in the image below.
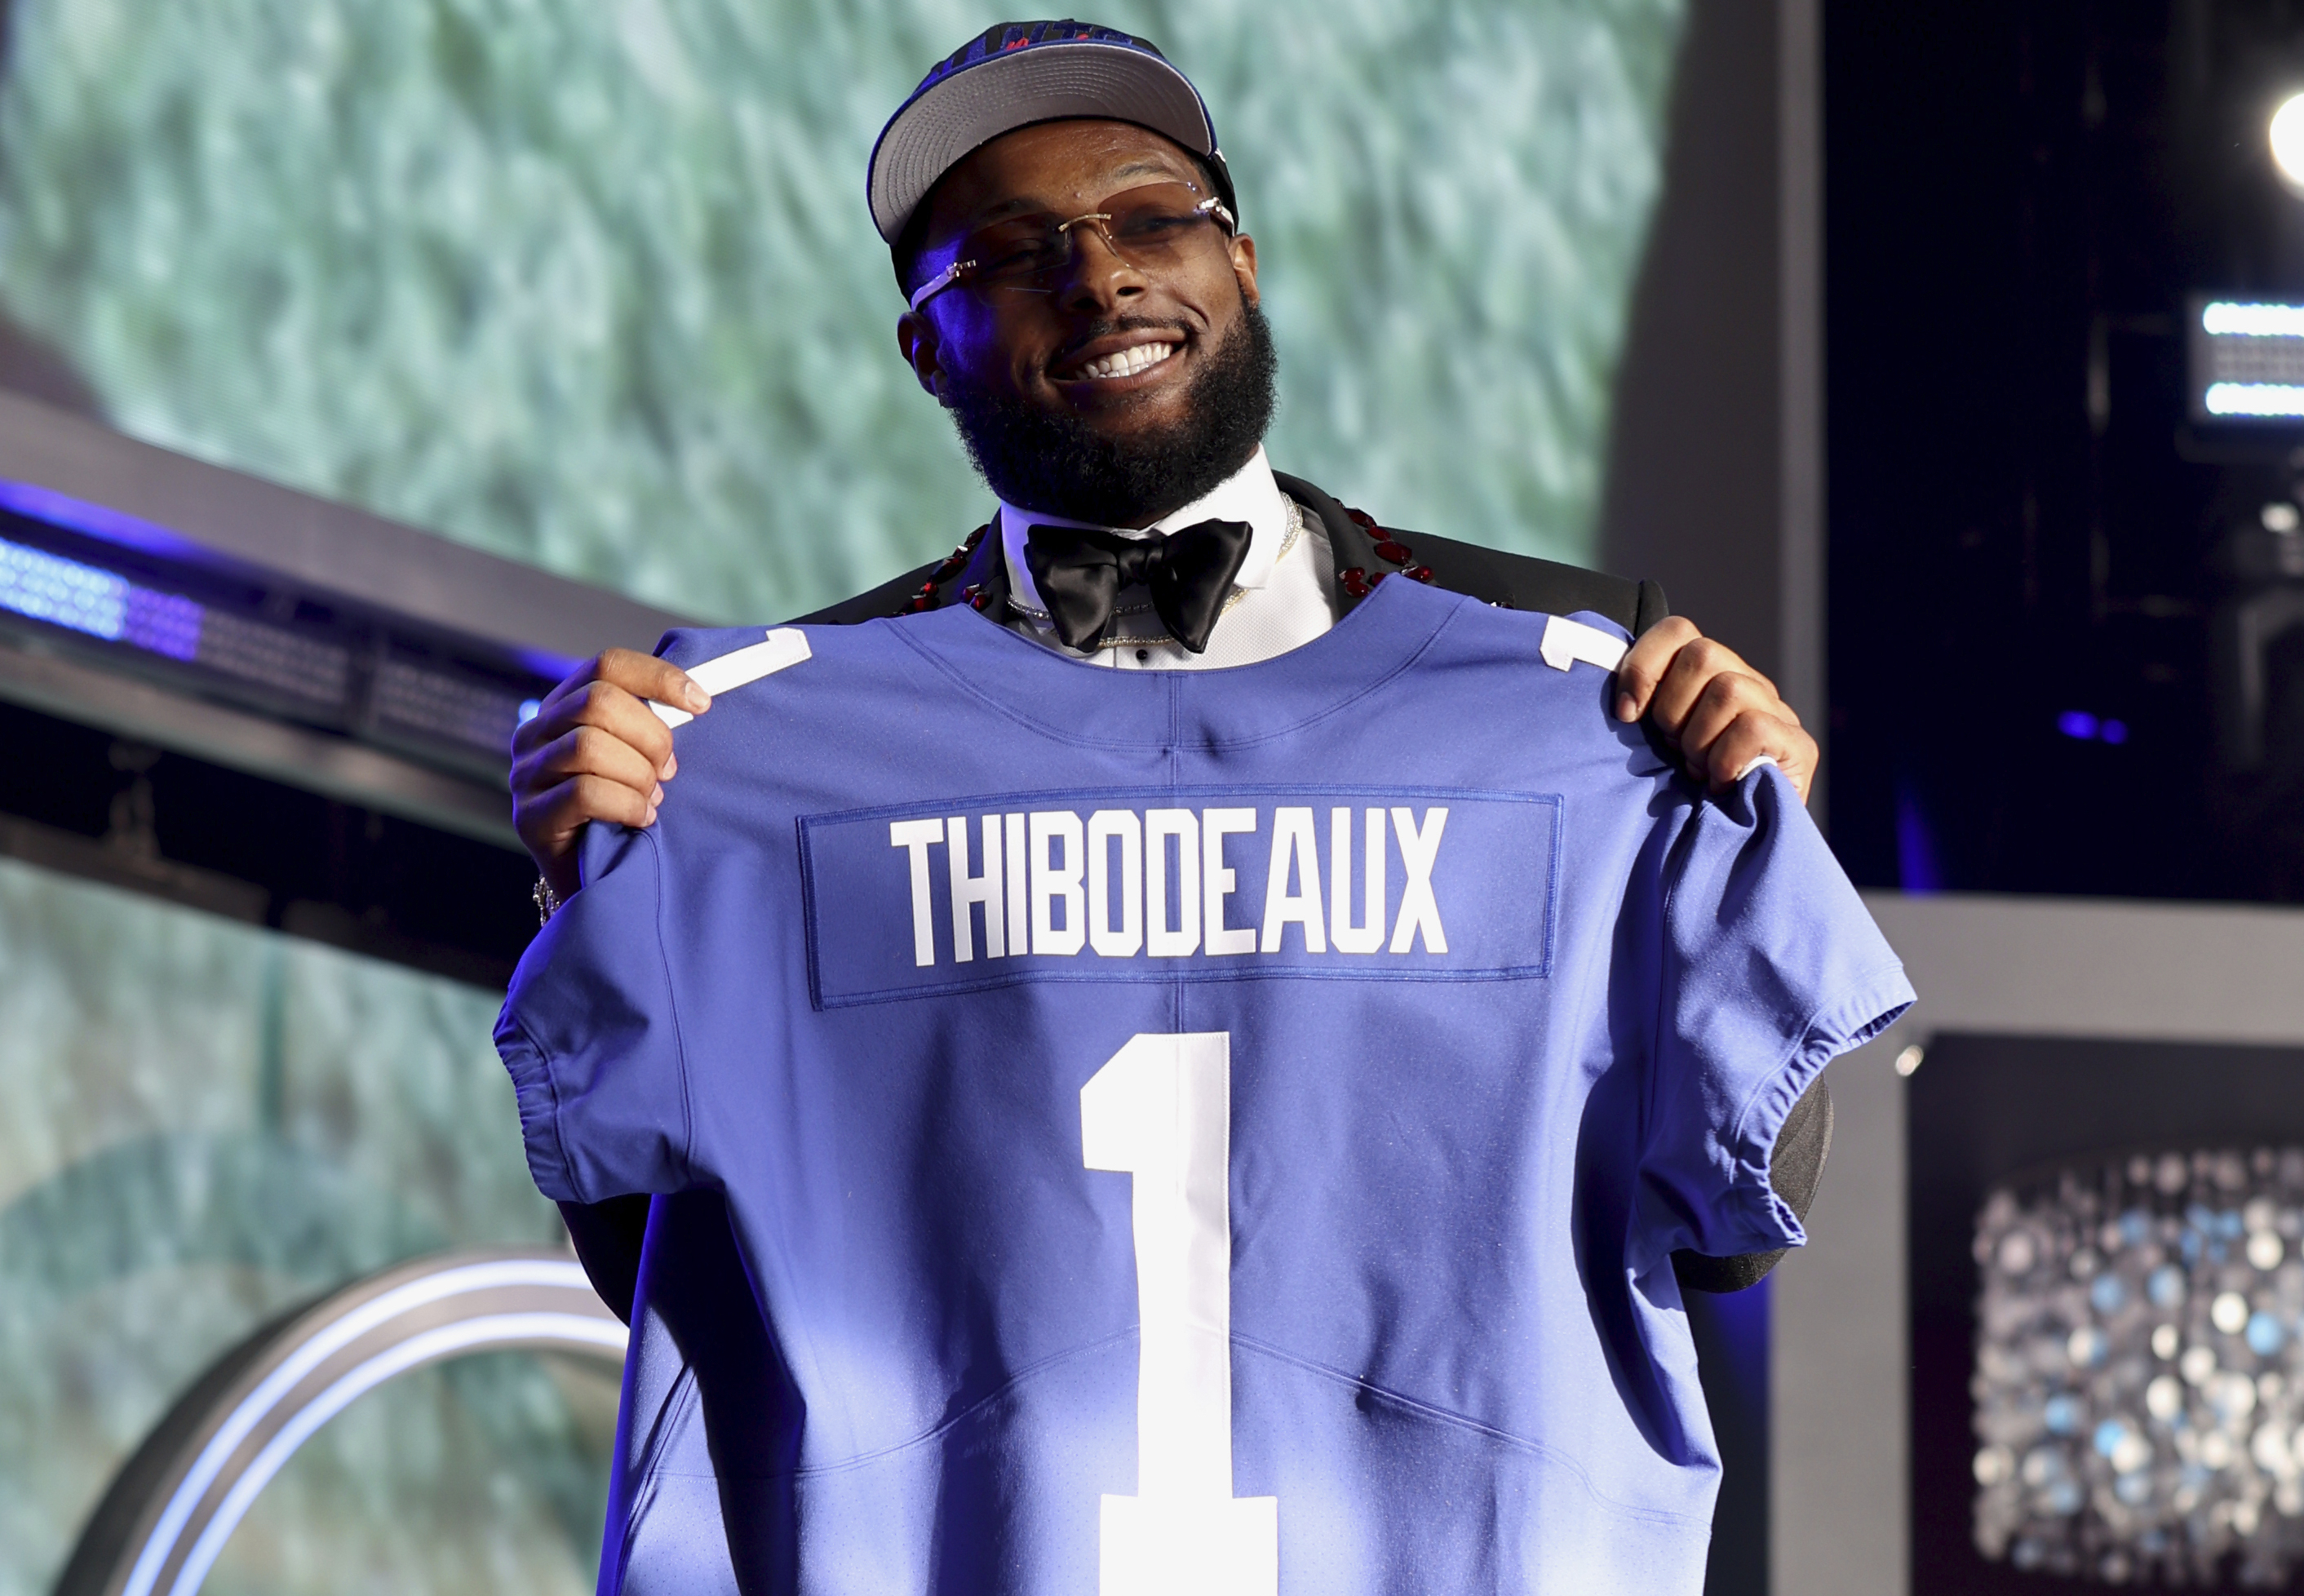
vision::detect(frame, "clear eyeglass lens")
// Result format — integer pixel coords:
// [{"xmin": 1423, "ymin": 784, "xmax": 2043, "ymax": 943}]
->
[{"xmin": 964, "ymin": 184, "xmax": 1224, "ymax": 290}]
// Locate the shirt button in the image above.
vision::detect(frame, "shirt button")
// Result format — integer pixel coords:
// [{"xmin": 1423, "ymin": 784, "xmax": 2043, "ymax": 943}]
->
[{"xmin": 1136, "ymin": 649, "xmax": 1150, "ymax": 663}]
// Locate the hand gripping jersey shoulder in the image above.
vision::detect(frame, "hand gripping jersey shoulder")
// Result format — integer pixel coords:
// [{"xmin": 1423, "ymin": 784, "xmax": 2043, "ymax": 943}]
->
[
  {"xmin": 648, "ymin": 626, "xmax": 813, "ymax": 727},
  {"xmin": 498, "ymin": 579, "xmax": 1912, "ymax": 1596}
]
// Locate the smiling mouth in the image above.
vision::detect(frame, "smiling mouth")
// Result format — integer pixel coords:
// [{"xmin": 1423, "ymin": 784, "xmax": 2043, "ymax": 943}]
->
[{"xmin": 1057, "ymin": 341, "xmax": 1179, "ymax": 382}]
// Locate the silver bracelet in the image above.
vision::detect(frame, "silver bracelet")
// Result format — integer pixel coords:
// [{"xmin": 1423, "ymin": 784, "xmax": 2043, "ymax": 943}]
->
[{"xmin": 532, "ymin": 876, "xmax": 564, "ymax": 928}]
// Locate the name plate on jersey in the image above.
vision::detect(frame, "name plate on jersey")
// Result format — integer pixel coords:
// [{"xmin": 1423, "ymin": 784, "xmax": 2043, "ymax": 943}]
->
[{"xmin": 797, "ymin": 787, "xmax": 1561, "ymax": 1009}]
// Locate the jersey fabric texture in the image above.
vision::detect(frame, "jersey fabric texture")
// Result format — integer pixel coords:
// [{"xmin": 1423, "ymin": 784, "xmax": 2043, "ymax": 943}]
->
[{"xmin": 496, "ymin": 577, "xmax": 1912, "ymax": 1596}]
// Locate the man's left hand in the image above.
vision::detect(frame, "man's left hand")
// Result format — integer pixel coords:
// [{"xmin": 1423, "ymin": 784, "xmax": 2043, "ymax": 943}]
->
[{"xmin": 1611, "ymin": 618, "xmax": 1817, "ymax": 804}]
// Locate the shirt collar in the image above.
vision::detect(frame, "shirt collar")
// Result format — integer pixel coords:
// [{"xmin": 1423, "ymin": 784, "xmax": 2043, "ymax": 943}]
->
[{"xmin": 999, "ymin": 445, "xmax": 1289, "ymax": 614}]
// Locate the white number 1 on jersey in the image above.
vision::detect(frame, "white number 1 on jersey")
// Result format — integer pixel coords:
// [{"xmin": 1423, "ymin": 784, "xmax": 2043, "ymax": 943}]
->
[{"xmin": 1081, "ymin": 1032, "xmax": 1278, "ymax": 1595}]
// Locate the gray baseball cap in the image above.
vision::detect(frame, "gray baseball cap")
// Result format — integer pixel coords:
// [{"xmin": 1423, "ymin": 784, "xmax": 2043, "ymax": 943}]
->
[{"xmin": 867, "ymin": 20, "xmax": 1235, "ymax": 247}]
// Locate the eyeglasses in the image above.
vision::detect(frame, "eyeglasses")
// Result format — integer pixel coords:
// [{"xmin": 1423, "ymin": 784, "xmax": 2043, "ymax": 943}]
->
[{"xmin": 907, "ymin": 181, "xmax": 1238, "ymax": 313}]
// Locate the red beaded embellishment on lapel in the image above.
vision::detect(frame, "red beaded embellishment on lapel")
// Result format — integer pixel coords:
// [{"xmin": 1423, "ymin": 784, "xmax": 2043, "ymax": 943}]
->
[
  {"xmin": 1345, "ymin": 505, "xmax": 1419, "ymax": 571},
  {"xmin": 1339, "ymin": 504, "xmax": 1425, "ymax": 604},
  {"xmin": 892, "ymin": 524, "xmax": 991, "ymax": 617}
]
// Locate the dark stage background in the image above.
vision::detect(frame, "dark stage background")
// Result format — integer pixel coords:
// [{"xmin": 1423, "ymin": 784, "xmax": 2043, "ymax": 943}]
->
[{"xmin": 1828, "ymin": 0, "xmax": 2304, "ymax": 903}]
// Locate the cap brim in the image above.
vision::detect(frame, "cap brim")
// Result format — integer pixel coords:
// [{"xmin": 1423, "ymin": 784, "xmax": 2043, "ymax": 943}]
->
[{"xmin": 869, "ymin": 42, "xmax": 1216, "ymax": 243}]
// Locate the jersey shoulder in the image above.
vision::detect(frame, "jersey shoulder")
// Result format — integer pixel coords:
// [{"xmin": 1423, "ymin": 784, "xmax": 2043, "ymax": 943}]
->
[
  {"xmin": 653, "ymin": 617, "xmax": 919, "ymax": 678},
  {"xmin": 1420, "ymin": 596, "xmax": 1671, "ymax": 768},
  {"xmin": 652, "ymin": 623, "xmax": 776, "ymax": 669}
]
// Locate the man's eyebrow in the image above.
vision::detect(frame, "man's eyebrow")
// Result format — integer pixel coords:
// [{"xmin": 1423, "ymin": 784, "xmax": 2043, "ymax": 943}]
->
[{"xmin": 964, "ymin": 196, "xmax": 1048, "ymax": 224}]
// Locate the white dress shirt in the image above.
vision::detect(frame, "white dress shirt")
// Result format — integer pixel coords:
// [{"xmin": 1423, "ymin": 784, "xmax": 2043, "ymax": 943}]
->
[{"xmin": 996, "ymin": 446, "xmax": 1338, "ymax": 669}]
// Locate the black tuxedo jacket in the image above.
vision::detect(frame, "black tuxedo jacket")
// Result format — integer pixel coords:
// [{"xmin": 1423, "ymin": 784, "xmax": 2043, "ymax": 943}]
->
[
  {"xmin": 560, "ymin": 472, "xmax": 1824, "ymax": 1319},
  {"xmin": 800, "ymin": 470, "xmax": 1672, "ymax": 636}
]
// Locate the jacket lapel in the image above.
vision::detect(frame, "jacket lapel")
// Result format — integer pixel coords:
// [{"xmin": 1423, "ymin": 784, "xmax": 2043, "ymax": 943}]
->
[{"xmin": 1274, "ymin": 470, "xmax": 1437, "ymax": 617}]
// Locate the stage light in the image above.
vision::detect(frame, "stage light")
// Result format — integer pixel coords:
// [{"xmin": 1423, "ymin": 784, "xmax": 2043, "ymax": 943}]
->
[
  {"xmin": 2204, "ymin": 302, "xmax": 2304, "ymax": 336},
  {"xmin": 2056, "ymin": 711, "xmax": 2128, "ymax": 745},
  {"xmin": 2209, "ymin": 382, "xmax": 2304, "ymax": 417},
  {"xmin": 2189, "ymin": 301, "xmax": 2304, "ymax": 420},
  {"xmin": 2275, "ymin": 94, "xmax": 2304, "ymax": 189},
  {"xmin": 0, "ymin": 534, "xmax": 204, "ymax": 661}
]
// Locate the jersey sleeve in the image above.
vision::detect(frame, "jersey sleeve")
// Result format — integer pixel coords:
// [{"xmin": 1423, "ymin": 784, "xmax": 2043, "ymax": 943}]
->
[
  {"xmin": 1637, "ymin": 764, "xmax": 1914, "ymax": 1260},
  {"xmin": 494, "ymin": 823, "xmax": 693, "ymax": 1205}
]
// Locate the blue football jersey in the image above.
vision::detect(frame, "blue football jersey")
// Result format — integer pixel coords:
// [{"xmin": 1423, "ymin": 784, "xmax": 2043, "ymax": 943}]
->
[{"xmin": 497, "ymin": 578, "xmax": 1912, "ymax": 1596}]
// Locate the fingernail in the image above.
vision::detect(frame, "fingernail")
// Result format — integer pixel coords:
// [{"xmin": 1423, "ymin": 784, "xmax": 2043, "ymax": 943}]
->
[
  {"xmin": 663, "ymin": 751, "xmax": 678, "ymax": 778},
  {"xmin": 651, "ymin": 783, "xmax": 664, "ymax": 805},
  {"xmin": 684, "ymin": 683, "xmax": 711, "ymax": 712},
  {"xmin": 1615, "ymin": 693, "xmax": 1637, "ymax": 721},
  {"xmin": 645, "ymin": 804, "xmax": 658, "ymax": 825}
]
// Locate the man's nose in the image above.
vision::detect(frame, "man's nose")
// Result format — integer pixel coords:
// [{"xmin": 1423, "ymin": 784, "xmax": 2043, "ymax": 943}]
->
[{"xmin": 1056, "ymin": 224, "xmax": 1145, "ymax": 314}]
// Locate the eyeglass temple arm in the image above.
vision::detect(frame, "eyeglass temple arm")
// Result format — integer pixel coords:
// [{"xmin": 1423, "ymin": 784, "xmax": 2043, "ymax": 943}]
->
[{"xmin": 908, "ymin": 257, "xmax": 973, "ymax": 313}]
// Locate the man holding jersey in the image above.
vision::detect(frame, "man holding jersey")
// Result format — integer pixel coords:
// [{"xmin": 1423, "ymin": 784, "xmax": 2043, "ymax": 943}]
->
[{"xmin": 498, "ymin": 23, "xmax": 1871, "ymax": 1594}]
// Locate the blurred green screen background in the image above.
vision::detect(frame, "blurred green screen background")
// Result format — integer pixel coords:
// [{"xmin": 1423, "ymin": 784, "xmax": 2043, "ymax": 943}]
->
[
  {"xmin": 0, "ymin": 0, "xmax": 1681, "ymax": 623},
  {"xmin": 0, "ymin": 2, "xmax": 1684, "ymax": 1590}
]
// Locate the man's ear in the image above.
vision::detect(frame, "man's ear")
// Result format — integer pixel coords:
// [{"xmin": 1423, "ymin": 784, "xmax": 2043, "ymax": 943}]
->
[
  {"xmin": 897, "ymin": 309, "xmax": 946, "ymax": 401},
  {"xmin": 1230, "ymin": 233, "xmax": 1260, "ymax": 309}
]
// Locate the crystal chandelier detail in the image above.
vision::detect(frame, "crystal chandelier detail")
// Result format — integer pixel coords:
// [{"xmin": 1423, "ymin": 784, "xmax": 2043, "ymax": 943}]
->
[{"xmin": 1974, "ymin": 1148, "xmax": 2304, "ymax": 1584}]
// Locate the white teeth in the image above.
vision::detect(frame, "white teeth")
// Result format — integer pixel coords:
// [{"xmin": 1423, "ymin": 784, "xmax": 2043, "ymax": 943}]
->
[{"xmin": 1072, "ymin": 342, "xmax": 1176, "ymax": 380}]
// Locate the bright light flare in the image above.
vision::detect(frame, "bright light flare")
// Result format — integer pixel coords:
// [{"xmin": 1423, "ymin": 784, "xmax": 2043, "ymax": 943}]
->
[
  {"xmin": 2209, "ymin": 382, "xmax": 2304, "ymax": 416},
  {"xmin": 2204, "ymin": 301, "xmax": 2304, "ymax": 337},
  {"xmin": 2274, "ymin": 94, "xmax": 2304, "ymax": 189}
]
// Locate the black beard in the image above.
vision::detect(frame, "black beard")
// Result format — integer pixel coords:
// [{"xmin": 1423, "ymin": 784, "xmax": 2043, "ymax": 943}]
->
[{"xmin": 942, "ymin": 300, "xmax": 1279, "ymax": 526}]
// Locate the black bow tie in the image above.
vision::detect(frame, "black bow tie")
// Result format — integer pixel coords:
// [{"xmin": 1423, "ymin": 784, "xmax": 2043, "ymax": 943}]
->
[{"xmin": 1021, "ymin": 519, "xmax": 1254, "ymax": 654}]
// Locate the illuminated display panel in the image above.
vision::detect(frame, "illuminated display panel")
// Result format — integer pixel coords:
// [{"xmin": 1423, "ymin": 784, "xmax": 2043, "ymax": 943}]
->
[
  {"xmin": 2190, "ymin": 298, "xmax": 2304, "ymax": 421},
  {"xmin": 0, "ymin": 486, "xmax": 552, "ymax": 777}
]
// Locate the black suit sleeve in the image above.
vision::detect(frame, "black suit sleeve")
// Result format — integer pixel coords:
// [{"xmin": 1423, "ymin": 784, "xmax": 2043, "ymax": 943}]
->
[
  {"xmin": 558, "ymin": 1195, "xmax": 650, "ymax": 1324},
  {"xmin": 791, "ymin": 561, "xmax": 946, "ymax": 626},
  {"xmin": 1635, "ymin": 578, "xmax": 1670, "ymax": 636},
  {"xmin": 1672, "ymin": 1076, "xmax": 1835, "ymax": 1293}
]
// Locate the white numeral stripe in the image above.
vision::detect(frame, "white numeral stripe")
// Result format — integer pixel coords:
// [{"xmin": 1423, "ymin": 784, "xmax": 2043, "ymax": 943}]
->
[
  {"xmin": 649, "ymin": 627, "xmax": 813, "ymax": 727},
  {"xmin": 1082, "ymin": 1033, "xmax": 1278, "ymax": 1595},
  {"xmin": 1537, "ymin": 613, "xmax": 1629, "ymax": 674}
]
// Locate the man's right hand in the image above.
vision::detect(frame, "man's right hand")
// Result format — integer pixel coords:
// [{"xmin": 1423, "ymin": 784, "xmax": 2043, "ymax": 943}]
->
[{"xmin": 511, "ymin": 649, "xmax": 711, "ymax": 902}]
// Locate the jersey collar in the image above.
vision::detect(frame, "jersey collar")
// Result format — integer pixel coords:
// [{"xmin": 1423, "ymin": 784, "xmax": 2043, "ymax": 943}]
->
[{"xmin": 888, "ymin": 568, "xmax": 1469, "ymax": 751}]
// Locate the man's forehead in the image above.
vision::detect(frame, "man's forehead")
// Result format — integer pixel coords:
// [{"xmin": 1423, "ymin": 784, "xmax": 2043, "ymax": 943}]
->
[{"xmin": 926, "ymin": 120, "xmax": 1205, "ymax": 229}]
